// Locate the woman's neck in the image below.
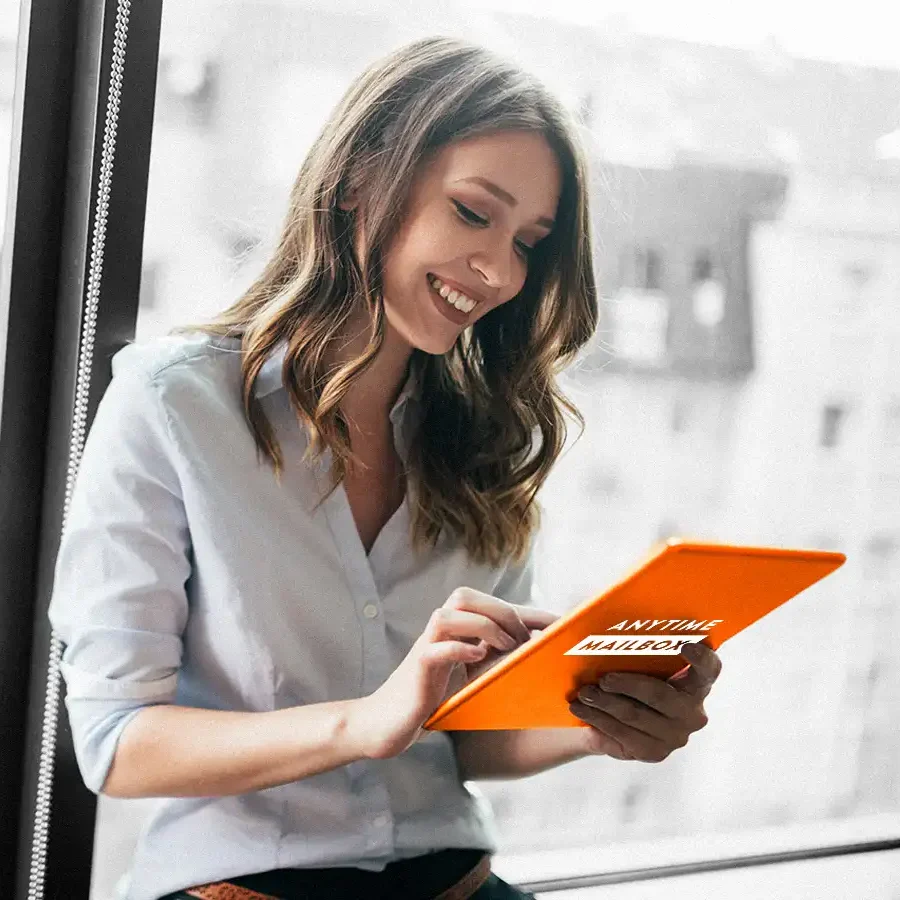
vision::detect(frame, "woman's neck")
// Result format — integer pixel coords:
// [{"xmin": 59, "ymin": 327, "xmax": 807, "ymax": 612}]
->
[{"xmin": 332, "ymin": 309, "xmax": 413, "ymax": 427}]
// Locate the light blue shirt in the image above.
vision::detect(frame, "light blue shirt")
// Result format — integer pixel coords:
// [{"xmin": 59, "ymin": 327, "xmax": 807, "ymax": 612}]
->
[{"xmin": 47, "ymin": 333, "xmax": 537, "ymax": 900}]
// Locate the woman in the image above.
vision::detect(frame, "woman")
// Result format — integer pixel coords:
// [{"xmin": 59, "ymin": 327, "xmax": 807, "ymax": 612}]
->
[{"xmin": 49, "ymin": 36, "xmax": 719, "ymax": 900}]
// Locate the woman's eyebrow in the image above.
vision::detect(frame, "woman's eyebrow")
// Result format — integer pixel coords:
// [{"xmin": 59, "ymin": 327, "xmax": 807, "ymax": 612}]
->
[{"xmin": 455, "ymin": 176, "xmax": 555, "ymax": 229}]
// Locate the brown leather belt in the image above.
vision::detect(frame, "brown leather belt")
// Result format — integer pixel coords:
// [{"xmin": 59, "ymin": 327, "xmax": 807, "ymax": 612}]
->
[
  {"xmin": 433, "ymin": 852, "xmax": 491, "ymax": 900},
  {"xmin": 182, "ymin": 852, "xmax": 492, "ymax": 900},
  {"xmin": 184, "ymin": 886, "xmax": 279, "ymax": 900}
]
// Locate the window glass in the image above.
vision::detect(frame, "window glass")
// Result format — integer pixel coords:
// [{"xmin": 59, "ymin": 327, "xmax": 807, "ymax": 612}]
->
[
  {"xmin": 0, "ymin": 1, "xmax": 22, "ymax": 410},
  {"xmin": 90, "ymin": 3, "xmax": 900, "ymax": 897}
]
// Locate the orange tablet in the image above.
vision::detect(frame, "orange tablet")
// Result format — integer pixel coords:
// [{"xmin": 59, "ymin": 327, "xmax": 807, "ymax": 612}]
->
[{"xmin": 424, "ymin": 538, "xmax": 846, "ymax": 731}]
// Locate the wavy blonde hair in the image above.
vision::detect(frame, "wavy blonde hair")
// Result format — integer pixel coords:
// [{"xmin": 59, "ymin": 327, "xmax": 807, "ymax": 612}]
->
[{"xmin": 171, "ymin": 36, "xmax": 598, "ymax": 567}]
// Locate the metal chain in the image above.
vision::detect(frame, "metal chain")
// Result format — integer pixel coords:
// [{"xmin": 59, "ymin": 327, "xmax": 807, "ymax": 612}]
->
[{"xmin": 28, "ymin": 2, "xmax": 132, "ymax": 898}]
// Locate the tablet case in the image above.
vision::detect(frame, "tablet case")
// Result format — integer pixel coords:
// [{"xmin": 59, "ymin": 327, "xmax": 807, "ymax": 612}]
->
[{"xmin": 423, "ymin": 539, "xmax": 846, "ymax": 731}]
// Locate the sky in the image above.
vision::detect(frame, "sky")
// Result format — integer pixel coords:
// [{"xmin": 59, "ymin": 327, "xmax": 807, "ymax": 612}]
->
[
  {"xmin": 3, "ymin": 1, "xmax": 900, "ymax": 72},
  {"xmin": 460, "ymin": 0, "xmax": 900, "ymax": 69},
  {"xmin": 462, "ymin": 0, "xmax": 900, "ymax": 72}
]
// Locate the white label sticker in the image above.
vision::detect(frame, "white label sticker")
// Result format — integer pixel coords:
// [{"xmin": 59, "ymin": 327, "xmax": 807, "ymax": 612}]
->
[{"xmin": 564, "ymin": 634, "xmax": 708, "ymax": 656}]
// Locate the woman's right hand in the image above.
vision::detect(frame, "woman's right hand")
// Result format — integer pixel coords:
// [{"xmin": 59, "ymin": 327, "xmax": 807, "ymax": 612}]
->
[{"xmin": 350, "ymin": 587, "xmax": 558, "ymax": 760}]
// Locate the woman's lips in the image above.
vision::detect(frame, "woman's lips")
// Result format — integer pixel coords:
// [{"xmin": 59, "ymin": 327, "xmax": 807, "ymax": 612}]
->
[{"xmin": 427, "ymin": 274, "xmax": 474, "ymax": 325}]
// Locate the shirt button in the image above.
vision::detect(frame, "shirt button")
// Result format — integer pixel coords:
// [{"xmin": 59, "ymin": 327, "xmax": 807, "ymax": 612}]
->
[{"xmin": 362, "ymin": 604, "xmax": 379, "ymax": 619}]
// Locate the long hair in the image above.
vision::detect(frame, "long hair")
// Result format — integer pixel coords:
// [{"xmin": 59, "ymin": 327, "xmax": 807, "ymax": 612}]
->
[{"xmin": 171, "ymin": 36, "xmax": 599, "ymax": 567}]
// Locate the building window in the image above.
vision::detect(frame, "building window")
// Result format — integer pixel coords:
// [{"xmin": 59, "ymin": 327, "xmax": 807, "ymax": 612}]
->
[
  {"xmin": 690, "ymin": 249, "xmax": 726, "ymax": 329},
  {"xmin": 671, "ymin": 395, "xmax": 689, "ymax": 433},
  {"xmin": 640, "ymin": 246, "xmax": 663, "ymax": 290},
  {"xmin": 620, "ymin": 244, "xmax": 665, "ymax": 292},
  {"xmin": 691, "ymin": 249, "xmax": 714, "ymax": 282},
  {"xmin": 820, "ymin": 403, "xmax": 848, "ymax": 449},
  {"xmin": 612, "ymin": 244, "xmax": 670, "ymax": 366}
]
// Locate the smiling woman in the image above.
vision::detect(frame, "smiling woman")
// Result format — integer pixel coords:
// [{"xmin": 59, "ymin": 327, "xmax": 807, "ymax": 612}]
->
[
  {"xmin": 170, "ymin": 37, "xmax": 598, "ymax": 569},
  {"xmin": 44, "ymin": 32, "xmax": 603, "ymax": 900}
]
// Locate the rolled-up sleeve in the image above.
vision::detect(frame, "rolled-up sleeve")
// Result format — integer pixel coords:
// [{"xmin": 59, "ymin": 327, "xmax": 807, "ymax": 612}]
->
[{"xmin": 48, "ymin": 359, "xmax": 192, "ymax": 794}]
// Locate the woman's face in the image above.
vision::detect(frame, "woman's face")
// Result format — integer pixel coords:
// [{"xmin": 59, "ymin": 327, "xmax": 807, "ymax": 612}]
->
[{"xmin": 378, "ymin": 129, "xmax": 562, "ymax": 355}]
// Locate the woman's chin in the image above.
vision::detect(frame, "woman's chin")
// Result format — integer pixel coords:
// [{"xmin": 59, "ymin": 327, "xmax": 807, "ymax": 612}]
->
[
  {"xmin": 383, "ymin": 305, "xmax": 464, "ymax": 355},
  {"xmin": 413, "ymin": 329, "xmax": 462, "ymax": 356},
  {"xmin": 415, "ymin": 334, "xmax": 461, "ymax": 356},
  {"xmin": 400, "ymin": 321, "xmax": 462, "ymax": 356}
]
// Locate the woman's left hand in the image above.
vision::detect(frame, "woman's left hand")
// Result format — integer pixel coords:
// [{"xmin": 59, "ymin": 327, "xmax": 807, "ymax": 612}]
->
[{"xmin": 569, "ymin": 641, "xmax": 722, "ymax": 762}]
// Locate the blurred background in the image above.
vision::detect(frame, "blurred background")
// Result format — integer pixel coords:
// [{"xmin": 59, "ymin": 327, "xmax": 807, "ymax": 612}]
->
[{"xmin": 2, "ymin": 1, "xmax": 899, "ymax": 897}]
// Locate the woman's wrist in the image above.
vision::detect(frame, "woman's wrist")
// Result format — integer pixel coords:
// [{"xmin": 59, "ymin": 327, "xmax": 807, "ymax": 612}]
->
[{"xmin": 340, "ymin": 695, "xmax": 384, "ymax": 761}]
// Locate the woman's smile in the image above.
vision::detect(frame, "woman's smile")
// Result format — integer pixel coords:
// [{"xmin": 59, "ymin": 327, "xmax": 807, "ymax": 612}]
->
[{"xmin": 426, "ymin": 272, "xmax": 480, "ymax": 325}]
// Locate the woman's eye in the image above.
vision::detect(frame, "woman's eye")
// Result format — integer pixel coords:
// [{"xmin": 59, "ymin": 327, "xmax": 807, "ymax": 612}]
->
[
  {"xmin": 454, "ymin": 200, "xmax": 535, "ymax": 261},
  {"xmin": 515, "ymin": 239, "xmax": 535, "ymax": 258},
  {"xmin": 453, "ymin": 200, "xmax": 489, "ymax": 226}
]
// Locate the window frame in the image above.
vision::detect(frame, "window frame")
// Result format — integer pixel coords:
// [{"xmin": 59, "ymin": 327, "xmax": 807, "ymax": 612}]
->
[{"xmin": 0, "ymin": 0, "xmax": 162, "ymax": 896}]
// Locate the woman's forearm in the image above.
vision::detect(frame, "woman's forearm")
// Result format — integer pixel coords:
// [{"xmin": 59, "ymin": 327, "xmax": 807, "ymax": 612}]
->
[
  {"xmin": 451, "ymin": 727, "xmax": 593, "ymax": 781},
  {"xmin": 101, "ymin": 700, "xmax": 371, "ymax": 799}
]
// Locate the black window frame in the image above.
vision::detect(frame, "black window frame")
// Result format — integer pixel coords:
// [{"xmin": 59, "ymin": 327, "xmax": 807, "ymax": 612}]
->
[{"xmin": 1, "ymin": 0, "xmax": 162, "ymax": 896}]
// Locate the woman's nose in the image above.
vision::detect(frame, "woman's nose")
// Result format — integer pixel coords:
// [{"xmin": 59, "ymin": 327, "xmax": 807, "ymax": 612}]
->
[{"xmin": 468, "ymin": 242, "xmax": 515, "ymax": 290}]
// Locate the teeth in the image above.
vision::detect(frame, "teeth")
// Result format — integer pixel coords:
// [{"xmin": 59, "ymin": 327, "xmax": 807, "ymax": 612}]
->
[{"xmin": 429, "ymin": 275, "xmax": 477, "ymax": 314}]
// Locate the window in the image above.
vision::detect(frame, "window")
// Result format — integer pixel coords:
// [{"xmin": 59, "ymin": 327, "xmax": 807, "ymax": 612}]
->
[
  {"xmin": 820, "ymin": 403, "xmax": 848, "ymax": 449},
  {"xmin": 689, "ymin": 249, "xmax": 726, "ymax": 329},
  {"xmin": 8, "ymin": 4, "xmax": 900, "ymax": 898},
  {"xmin": 112, "ymin": 16, "xmax": 900, "ymax": 894},
  {"xmin": 621, "ymin": 244, "xmax": 664, "ymax": 291}
]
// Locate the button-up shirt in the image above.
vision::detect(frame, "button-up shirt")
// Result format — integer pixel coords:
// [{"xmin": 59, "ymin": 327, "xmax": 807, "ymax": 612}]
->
[{"xmin": 47, "ymin": 333, "xmax": 537, "ymax": 900}]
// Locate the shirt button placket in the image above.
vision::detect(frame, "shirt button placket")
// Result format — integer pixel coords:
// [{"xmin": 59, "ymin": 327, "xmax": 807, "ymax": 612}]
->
[
  {"xmin": 358, "ymin": 592, "xmax": 394, "ymax": 850},
  {"xmin": 361, "ymin": 594, "xmax": 392, "ymax": 697}
]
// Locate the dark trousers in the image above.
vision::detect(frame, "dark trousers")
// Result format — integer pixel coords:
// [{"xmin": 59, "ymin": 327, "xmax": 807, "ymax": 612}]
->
[{"xmin": 157, "ymin": 849, "xmax": 537, "ymax": 900}]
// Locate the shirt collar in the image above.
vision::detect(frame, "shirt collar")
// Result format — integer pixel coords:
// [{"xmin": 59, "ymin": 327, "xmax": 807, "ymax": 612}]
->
[{"xmin": 253, "ymin": 341, "xmax": 289, "ymax": 401}]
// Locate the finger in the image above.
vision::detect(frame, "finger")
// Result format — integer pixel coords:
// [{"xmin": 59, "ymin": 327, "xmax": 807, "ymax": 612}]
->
[
  {"xmin": 595, "ymin": 673, "xmax": 694, "ymax": 720},
  {"xmin": 576, "ymin": 685, "xmax": 689, "ymax": 745},
  {"xmin": 682, "ymin": 641, "xmax": 723, "ymax": 681},
  {"xmin": 429, "ymin": 606, "xmax": 520, "ymax": 652},
  {"xmin": 668, "ymin": 643, "xmax": 722, "ymax": 697},
  {"xmin": 444, "ymin": 587, "xmax": 533, "ymax": 644},
  {"xmin": 568, "ymin": 701, "xmax": 674, "ymax": 763},
  {"xmin": 420, "ymin": 640, "xmax": 487, "ymax": 670},
  {"xmin": 667, "ymin": 665, "xmax": 708, "ymax": 698},
  {"xmin": 512, "ymin": 605, "xmax": 560, "ymax": 632}
]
